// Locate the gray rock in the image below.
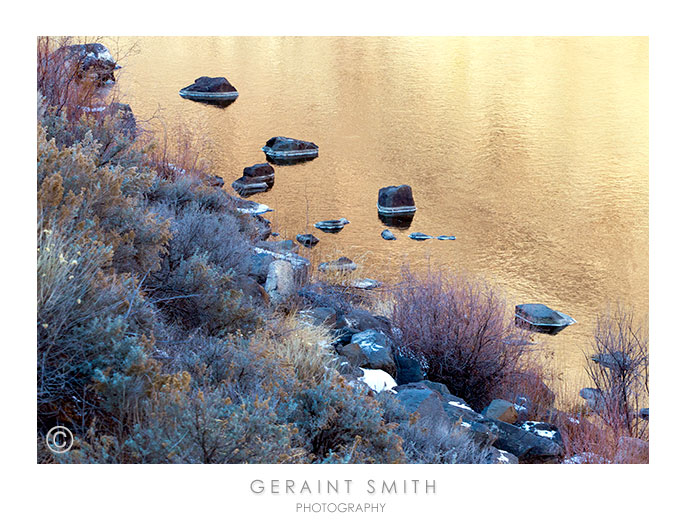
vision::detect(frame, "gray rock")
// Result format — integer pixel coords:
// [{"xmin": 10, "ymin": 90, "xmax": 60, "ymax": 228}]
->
[
  {"xmin": 318, "ymin": 257, "xmax": 357, "ymax": 272},
  {"xmin": 350, "ymin": 329, "xmax": 395, "ymax": 373},
  {"xmin": 377, "ymin": 185, "xmax": 417, "ymax": 215},
  {"xmin": 338, "ymin": 344, "xmax": 368, "ymax": 369},
  {"xmin": 488, "ymin": 447, "xmax": 519, "ymax": 464},
  {"xmin": 55, "ymin": 43, "xmax": 118, "ymax": 85},
  {"xmin": 580, "ymin": 387, "xmax": 604, "ymax": 412},
  {"xmin": 264, "ymin": 260, "xmax": 295, "ymax": 304},
  {"xmin": 409, "ymin": 232, "xmax": 432, "ymax": 240},
  {"xmin": 381, "ymin": 229, "xmax": 397, "ymax": 240},
  {"xmin": 515, "ymin": 303, "xmax": 576, "ymax": 335}
]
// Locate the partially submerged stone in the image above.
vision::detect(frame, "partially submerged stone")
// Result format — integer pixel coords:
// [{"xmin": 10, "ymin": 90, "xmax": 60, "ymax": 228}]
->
[
  {"xmin": 179, "ymin": 76, "xmax": 239, "ymax": 104},
  {"xmin": 377, "ymin": 185, "xmax": 417, "ymax": 216},
  {"xmin": 318, "ymin": 257, "xmax": 357, "ymax": 272},
  {"xmin": 231, "ymin": 163, "xmax": 275, "ymax": 196},
  {"xmin": 262, "ymin": 136, "xmax": 318, "ymax": 161},
  {"xmin": 515, "ymin": 303, "xmax": 576, "ymax": 335},
  {"xmin": 381, "ymin": 229, "xmax": 397, "ymax": 240},
  {"xmin": 296, "ymin": 233, "xmax": 319, "ymax": 248},
  {"xmin": 409, "ymin": 232, "xmax": 432, "ymax": 240},
  {"xmin": 314, "ymin": 218, "xmax": 349, "ymax": 233}
]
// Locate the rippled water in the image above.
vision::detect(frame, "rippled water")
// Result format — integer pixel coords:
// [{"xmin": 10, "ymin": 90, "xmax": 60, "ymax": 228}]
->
[{"xmin": 113, "ymin": 37, "xmax": 648, "ymax": 396}]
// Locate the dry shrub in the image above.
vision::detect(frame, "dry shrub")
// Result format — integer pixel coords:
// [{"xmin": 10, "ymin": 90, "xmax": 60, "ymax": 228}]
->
[
  {"xmin": 390, "ymin": 268, "xmax": 541, "ymax": 410},
  {"xmin": 584, "ymin": 305, "xmax": 649, "ymax": 438}
]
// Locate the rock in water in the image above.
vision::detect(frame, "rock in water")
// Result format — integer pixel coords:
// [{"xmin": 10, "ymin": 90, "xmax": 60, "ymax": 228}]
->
[
  {"xmin": 409, "ymin": 232, "xmax": 432, "ymax": 240},
  {"xmin": 515, "ymin": 303, "xmax": 576, "ymax": 335},
  {"xmin": 179, "ymin": 76, "xmax": 238, "ymax": 105},
  {"xmin": 314, "ymin": 218, "xmax": 350, "ymax": 233},
  {"xmin": 436, "ymin": 235, "xmax": 456, "ymax": 240},
  {"xmin": 318, "ymin": 257, "xmax": 357, "ymax": 272},
  {"xmin": 377, "ymin": 185, "xmax": 417, "ymax": 216},
  {"xmin": 296, "ymin": 233, "xmax": 319, "ymax": 248},
  {"xmin": 381, "ymin": 229, "xmax": 397, "ymax": 240},
  {"xmin": 232, "ymin": 163, "xmax": 275, "ymax": 196},
  {"xmin": 262, "ymin": 136, "xmax": 319, "ymax": 162}
]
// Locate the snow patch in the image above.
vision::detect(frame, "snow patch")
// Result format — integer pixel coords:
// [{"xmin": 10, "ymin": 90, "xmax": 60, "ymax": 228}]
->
[
  {"xmin": 357, "ymin": 369, "xmax": 397, "ymax": 393},
  {"xmin": 448, "ymin": 401, "xmax": 473, "ymax": 411}
]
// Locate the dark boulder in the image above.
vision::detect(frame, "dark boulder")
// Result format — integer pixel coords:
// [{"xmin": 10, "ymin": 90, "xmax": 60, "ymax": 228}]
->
[
  {"xmin": 338, "ymin": 343, "xmax": 368, "ymax": 367},
  {"xmin": 232, "ymin": 163, "xmax": 275, "ymax": 196},
  {"xmin": 296, "ymin": 233, "xmax": 319, "ymax": 248},
  {"xmin": 181, "ymin": 76, "xmax": 237, "ymax": 93},
  {"xmin": 331, "ymin": 326, "xmax": 358, "ymax": 347},
  {"xmin": 394, "ymin": 354, "xmax": 424, "ymax": 385},
  {"xmin": 377, "ymin": 185, "xmax": 417, "ymax": 215},
  {"xmin": 262, "ymin": 136, "xmax": 319, "ymax": 162},
  {"xmin": 350, "ymin": 329, "xmax": 395, "ymax": 373}
]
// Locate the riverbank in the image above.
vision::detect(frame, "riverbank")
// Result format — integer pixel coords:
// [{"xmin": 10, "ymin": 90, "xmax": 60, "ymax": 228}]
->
[{"xmin": 37, "ymin": 38, "xmax": 648, "ymax": 464}]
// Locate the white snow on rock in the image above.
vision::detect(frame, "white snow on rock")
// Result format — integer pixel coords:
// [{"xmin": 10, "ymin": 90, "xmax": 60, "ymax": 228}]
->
[
  {"xmin": 521, "ymin": 421, "xmax": 557, "ymax": 439},
  {"xmin": 357, "ymin": 368, "xmax": 397, "ymax": 393},
  {"xmin": 448, "ymin": 401, "xmax": 474, "ymax": 411}
]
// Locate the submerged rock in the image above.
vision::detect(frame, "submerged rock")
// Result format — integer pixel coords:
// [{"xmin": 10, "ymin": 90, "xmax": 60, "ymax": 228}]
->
[
  {"xmin": 318, "ymin": 257, "xmax": 357, "ymax": 272},
  {"xmin": 314, "ymin": 218, "xmax": 350, "ymax": 233},
  {"xmin": 436, "ymin": 235, "xmax": 456, "ymax": 240},
  {"xmin": 592, "ymin": 351, "xmax": 633, "ymax": 372},
  {"xmin": 377, "ymin": 185, "xmax": 417, "ymax": 216},
  {"xmin": 381, "ymin": 229, "xmax": 396, "ymax": 240},
  {"xmin": 296, "ymin": 233, "xmax": 319, "ymax": 248},
  {"xmin": 409, "ymin": 232, "xmax": 432, "ymax": 240}
]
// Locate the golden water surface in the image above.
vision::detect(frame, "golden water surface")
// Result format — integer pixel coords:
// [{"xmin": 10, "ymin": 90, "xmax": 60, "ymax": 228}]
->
[{"xmin": 113, "ymin": 37, "xmax": 648, "ymax": 398}]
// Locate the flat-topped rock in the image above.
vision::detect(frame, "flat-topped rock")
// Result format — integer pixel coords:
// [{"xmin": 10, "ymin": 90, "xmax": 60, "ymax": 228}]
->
[
  {"xmin": 377, "ymin": 185, "xmax": 416, "ymax": 216},
  {"xmin": 179, "ymin": 76, "xmax": 238, "ymax": 104},
  {"xmin": 232, "ymin": 163, "xmax": 275, "ymax": 196},
  {"xmin": 515, "ymin": 303, "xmax": 576, "ymax": 335},
  {"xmin": 262, "ymin": 136, "xmax": 319, "ymax": 161},
  {"xmin": 409, "ymin": 232, "xmax": 432, "ymax": 240},
  {"xmin": 314, "ymin": 218, "xmax": 349, "ymax": 233}
]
